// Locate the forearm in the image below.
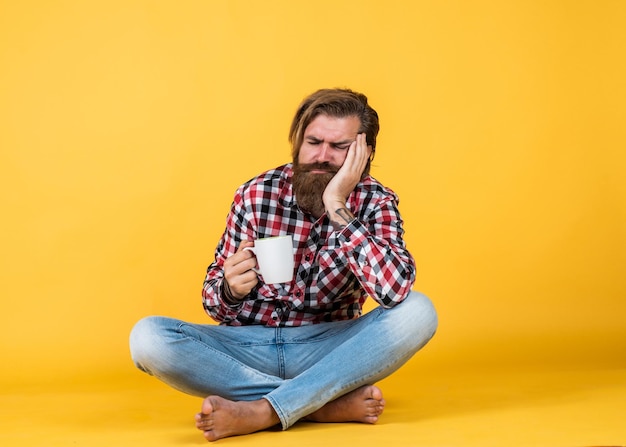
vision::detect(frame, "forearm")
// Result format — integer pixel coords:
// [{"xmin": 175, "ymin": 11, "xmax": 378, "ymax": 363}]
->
[
  {"xmin": 337, "ymin": 219, "xmax": 415, "ymax": 306},
  {"xmin": 332, "ymin": 194, "xmax": 416, "ymax": 306}
]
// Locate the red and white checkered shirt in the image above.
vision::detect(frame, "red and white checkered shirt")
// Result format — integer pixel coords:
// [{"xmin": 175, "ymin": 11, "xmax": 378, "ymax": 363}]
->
[{"xmin": 202, "ymin": 163, "xmax": 416, "ymax": 326}]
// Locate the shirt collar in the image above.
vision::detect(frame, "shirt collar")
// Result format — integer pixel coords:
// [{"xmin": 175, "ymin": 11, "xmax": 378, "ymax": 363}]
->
[{"xmin": 279, "ymin": 163, "xmax": 296, "ymax": 208}]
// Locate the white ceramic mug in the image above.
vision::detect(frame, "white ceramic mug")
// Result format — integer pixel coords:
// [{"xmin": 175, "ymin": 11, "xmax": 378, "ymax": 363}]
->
[{"xmin": 244, "ymin": 235, "xmax": 294, "ymax": 284}]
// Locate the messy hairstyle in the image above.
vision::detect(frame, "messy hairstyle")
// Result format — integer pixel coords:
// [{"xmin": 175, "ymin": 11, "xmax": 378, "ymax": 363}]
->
[{"xmin": 288, "ymin": 88, "xmax": 380, "ymax": 176}]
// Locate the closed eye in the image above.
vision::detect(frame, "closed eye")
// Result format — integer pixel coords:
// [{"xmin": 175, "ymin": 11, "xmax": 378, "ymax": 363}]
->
[
  {"xmin": 333, "ymin": 144, "xmax": 351, "ymax": 150},
  {"xmin": 305, "ymin": 138, "xmax": 352, "ymax": 150}
]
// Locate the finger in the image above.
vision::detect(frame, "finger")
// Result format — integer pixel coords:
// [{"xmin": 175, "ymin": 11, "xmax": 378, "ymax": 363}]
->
[
  {"xmin": 356, "ymin": 133, "xmax": 367, "ymax": 156},
  {"xmin": 345, "ymin": 136, "xmax": 364, "ymax": 173},
  {"xmin": 236, "ymin": 240, "xmax": 254, "ymax": 252},
  {"xmin": 361, "ymin": 134, "xmax": 372, "ymax": 160},
  {"xmin": 239, "ymin": 271, "xmax": 259, "ymax": 288},
  {"xmin": 353, "ymin": 133, "xmax": 370, "ymax": 172},
  {"xmin": 225, "ymin": 267, "xmax": 258, "ymax": 298},
  {"xmin": 229, "ymin": 270, "xmax": 258, "ymax": 288},
  {"xmin": 359, "ymin": 135, "xmax": 372, "ymax": 165},
  {"xmin": 227, "ymin": 241, "xmax": 255, "ymax": 267},
  {"xmin": 342, "ymin": 139, "xmax": 358, "ymax": 170},
  {"xmin": 226, "ymin": 255, "xmax": 256, "ymax": 278}
]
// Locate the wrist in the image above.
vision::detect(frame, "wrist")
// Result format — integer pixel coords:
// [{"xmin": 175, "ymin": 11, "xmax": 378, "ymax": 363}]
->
[
  {"xmin": 221, "ymin": 280, "xmax": 241, "ymax": 305},
  {"xmin": 328, "ymin": 205, "xmax": 355, "ymax": 231}
]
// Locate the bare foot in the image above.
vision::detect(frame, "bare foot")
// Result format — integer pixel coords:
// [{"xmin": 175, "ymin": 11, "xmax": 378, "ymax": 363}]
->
[
  {"xmin": 194, "ymin": 396, "xmax": 280, "ymax": 442},
  {"xmin": 306, "ymin": 385, "xmax": 386, "ymax": 424}
]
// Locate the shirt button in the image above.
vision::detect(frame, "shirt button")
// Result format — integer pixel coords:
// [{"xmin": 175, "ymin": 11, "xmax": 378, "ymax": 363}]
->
[
  {"xmin": 295, "ymin": 291, "xmax": 302, "ymax": 297},
  {"xmin": 305, "ymin": 255, "xmax": 311, "ymax": 262}
]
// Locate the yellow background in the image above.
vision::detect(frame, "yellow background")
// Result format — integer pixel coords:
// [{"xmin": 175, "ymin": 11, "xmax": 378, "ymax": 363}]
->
[{"xmin": 1, "ymin": 0, "xmax": 625, "ymax": 390}]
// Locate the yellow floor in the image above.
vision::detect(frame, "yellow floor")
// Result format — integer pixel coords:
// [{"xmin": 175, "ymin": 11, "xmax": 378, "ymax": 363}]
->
[{"xmin": 1, "ymin": 361, "xmax": 625, "ymax": 447}]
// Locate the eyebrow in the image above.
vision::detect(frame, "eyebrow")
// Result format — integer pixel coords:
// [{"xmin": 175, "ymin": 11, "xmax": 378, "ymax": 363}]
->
[{"xmin": 305, "ymin": 136, "xmax": 354, "ymax": 146}]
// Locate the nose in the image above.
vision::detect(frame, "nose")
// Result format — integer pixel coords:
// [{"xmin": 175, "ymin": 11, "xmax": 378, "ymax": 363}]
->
[{"xmin": 316, "ymin": 143, "xmax": 332, "ymax": 163}]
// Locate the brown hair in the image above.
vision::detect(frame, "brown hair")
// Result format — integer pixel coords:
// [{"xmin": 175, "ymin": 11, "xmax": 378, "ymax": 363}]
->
[{"xmin": 289, "ymin": 88, "xmax": 380, "ymax": 176}]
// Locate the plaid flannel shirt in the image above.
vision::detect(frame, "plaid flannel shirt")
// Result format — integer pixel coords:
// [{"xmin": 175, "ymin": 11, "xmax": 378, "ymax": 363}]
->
[{"xmin": 202, "ymin": 163, "xmax": 416, "ymax": 326}]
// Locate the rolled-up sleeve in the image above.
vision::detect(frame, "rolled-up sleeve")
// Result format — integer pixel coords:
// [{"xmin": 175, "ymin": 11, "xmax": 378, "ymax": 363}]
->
[{"xmin": 336, "ymin": 192, "xmax": 415, "ymax": 307}]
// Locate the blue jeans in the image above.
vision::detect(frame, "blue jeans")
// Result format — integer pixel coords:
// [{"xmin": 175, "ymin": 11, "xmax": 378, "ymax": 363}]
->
[{"xmin": 129, "ymin": 291, "xmax": 437, "ymax": 429}]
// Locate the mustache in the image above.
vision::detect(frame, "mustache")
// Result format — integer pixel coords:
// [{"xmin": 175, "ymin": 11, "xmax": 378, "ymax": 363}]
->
[{"xmin": 295, "ymin": 162, "xmax": 340, "ymax": 174}]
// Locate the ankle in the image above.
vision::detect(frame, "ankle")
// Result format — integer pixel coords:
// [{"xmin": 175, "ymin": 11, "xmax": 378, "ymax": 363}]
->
[{"xmin": 257, "ymin": 398, "xmax": 281, "ymax": 427}]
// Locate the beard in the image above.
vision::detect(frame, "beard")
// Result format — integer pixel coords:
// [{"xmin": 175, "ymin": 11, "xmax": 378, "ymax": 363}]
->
[{"xmin": 292, "ymin": 161, "xmax": 339, "ymax": 218}]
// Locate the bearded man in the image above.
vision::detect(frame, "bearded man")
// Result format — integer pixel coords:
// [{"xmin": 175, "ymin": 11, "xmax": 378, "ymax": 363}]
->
[{"xmin": 130, "ymin": 88, "xmax": 438, "ymax": 442}]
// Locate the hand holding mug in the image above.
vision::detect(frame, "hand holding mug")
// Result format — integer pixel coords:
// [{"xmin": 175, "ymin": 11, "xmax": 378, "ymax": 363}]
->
[
  {"xmin": 243, "ymin": 235, "xmax": 295, "ymax": 284},
  {"xmin": 223, "ymin": 240, "xmax": 259, "ymax": 300}
]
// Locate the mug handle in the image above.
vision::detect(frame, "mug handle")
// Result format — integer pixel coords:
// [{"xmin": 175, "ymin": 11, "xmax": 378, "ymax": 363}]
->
[{"xmin": 242, "ymin": 247, "xmax": 260, "ymax": 274}]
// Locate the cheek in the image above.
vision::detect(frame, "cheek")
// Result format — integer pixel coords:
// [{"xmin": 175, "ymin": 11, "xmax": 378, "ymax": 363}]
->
[
  {"xmin": 297, "ymin": 146, "xmax": 314, "ymax": 164},
  {"xmin": 333, "ymin": 151, "xmax": 348, "ymax": 166}
]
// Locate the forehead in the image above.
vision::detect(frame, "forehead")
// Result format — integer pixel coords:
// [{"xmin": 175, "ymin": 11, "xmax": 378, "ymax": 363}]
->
[{"xmin": 304, "ymin": 114, "xmax": 361, "ymax": 141}]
